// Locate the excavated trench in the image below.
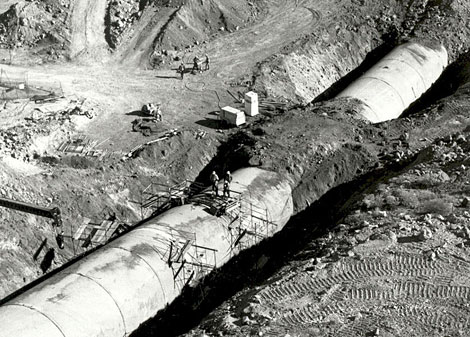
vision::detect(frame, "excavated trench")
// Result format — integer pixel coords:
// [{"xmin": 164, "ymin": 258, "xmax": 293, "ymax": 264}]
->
[
  {"xmin": 312, "ymin": 33, "xmax": 399, "ymax": 104},
  {"xmin": 130, "ymin": 154, "xmax": 420, "ymax": 337},
  {"xmin": 0, "ymin": 39, "xmax": 453, "ymax": 336},
  {"xmin": 133, "ymin": 40, "xmax": 452, "ymax": 336}
]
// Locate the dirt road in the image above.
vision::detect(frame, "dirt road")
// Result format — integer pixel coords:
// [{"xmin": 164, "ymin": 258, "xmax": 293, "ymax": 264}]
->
[{"xmin": 191, "ymin": 0, "xmax": 319, "ymax": 81}]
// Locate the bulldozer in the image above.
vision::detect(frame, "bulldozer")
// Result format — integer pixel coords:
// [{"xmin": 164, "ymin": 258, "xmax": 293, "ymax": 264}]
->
[{"xmin": 141, "ymin": 103, "xmax": 162, "ymax": 121}]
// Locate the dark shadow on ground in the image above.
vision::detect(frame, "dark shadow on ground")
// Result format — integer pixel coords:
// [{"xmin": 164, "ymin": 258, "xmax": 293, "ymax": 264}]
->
[
  {"xmin": 402, "ymin": 49, "xmax": 470, "ymax": 118},
  {"xmin": 33, "ymin": 238, "xmax": 48, "ymax": 261},
  {"xmin": 189, "ymin": 131, "xmax": 256, "ymax": 193},
  {"xmin": 397, "ymin": 235, "xmax": 422, "ymax": 243},
  {"xmin": 195, "ymin": 118, "xmax": 223, "ymax": 129},
  {"xmin": 126, "ymin": 110, "xmax": 148, "ymax": 117},
  {"xmin": 155, "ymin": 75, "xmax": 179, "ymax": 79}
]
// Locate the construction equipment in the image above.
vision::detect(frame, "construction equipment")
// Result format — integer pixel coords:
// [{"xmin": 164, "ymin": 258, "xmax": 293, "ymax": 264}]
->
[
  {"xmin": 66, "ymin": 98, "xmax": 94, "ymax": 119},
  {"xmin": 141, "ymin": 103, "xmax": 162, "ymax": 121},
  {"xmin": 0, "ymin": 197, "xmax": 62, "ymax": 227},
  {"xmin": 132, "ymin": 118, "xmax": 160, "ymax": 136},
  {"xmin": 0, "ymin": 197, "xmax": 64, "ymax": 248}
]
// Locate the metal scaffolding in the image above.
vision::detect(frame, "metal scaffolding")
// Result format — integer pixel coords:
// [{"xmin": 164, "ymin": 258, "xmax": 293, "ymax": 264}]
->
[
  {"xmin": 0, "ymin": 68, "xmax": 63, "ymax": 102},
  {"xmin": 226, "ymin": 199, "xmax": 277, "ymax": 256},
  {"xmin": 140, "ymin": 179, "xmax": 205, "ymax": 219},
  {"xmin": 64, "ymin": 217, "xmax": 127, "ymax": 250},
  {"xmin": 150, "ymin": 224, "xmax": 218, "ymax": 290}
]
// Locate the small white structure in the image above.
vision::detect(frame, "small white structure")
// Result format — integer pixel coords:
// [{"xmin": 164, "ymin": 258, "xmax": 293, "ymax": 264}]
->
[
  {"xmin": 244, "ymin": 91, "xmax": 259, "ymax": 116},
  {"xmin": 220, "ymin": 106, "xmax": 245, "ymax": 126}
]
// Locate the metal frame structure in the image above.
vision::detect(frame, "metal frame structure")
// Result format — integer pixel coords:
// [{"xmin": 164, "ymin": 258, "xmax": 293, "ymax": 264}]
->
[
  {"xmin": 140, "ymin": 179, "xmax": 205, "ymax": 219},
  {"xmin": 0, "ymin": 196, "xmax": 62, "ymax": 227},
  {"xmin": 150, "ymin": 224, "xmax": 218, "ymax": 290},
  {"xmin": 0, "ymin": 69, "xmax": 63, "ymax": 102},
  {"xmin": 226, "ymin": 199, "xmax": 277, "ymax": 255},
  {"xmin": 67, "ymin": 218, "xmax": 125, "ymax": 249}
]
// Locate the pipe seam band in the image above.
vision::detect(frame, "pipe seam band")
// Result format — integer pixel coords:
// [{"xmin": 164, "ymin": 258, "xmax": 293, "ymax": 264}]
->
[
  {"xmin": 359, "ymin": 75, "xmax": 407, "ymax": 110},
  {"xmin": 74, "ymin": 272, "xmax": 128, "ymax": 334},
  {"xmin": 3, "ymin": 303, "xmax": 67, "ymax": 337},
  {"xmin": 380, "ymin": 57, "xmax": 428, "ymax": 92},
  {"xmin": 110, "ymin": 246, "xmax": 167, "ymax": 304}
]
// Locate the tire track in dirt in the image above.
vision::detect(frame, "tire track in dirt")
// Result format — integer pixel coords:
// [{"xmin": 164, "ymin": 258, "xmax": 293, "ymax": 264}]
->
[
  {"xmin": 395, "ymin": 304, "xmax": 470, "ymax": 330},
  {"xmin": 200, "ymin": 0, "xmax": 321, "ymax": 80},
  {"xmin": 347, "ymin": 283, "xmax": 470, "ymax": 301},
  {"xmin": 282, "ymin": 295, "xmax": 470, "ymax": 329},
  {"xmin": 263, "ymin": 252, "xmax": 470, "ymax": 330},
  {"xmin": 259, "ymin": 254, "xmax": 455, "ymax": 303}
]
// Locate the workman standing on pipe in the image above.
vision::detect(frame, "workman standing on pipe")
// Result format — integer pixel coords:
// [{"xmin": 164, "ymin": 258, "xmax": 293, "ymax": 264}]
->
[
  {"xmin": 210, "ymin": 171, "xmax": 219, "ymax": 197},
  {"xmin": 223, "ymin": 171, "xmax": 232, "ymax": 199}
]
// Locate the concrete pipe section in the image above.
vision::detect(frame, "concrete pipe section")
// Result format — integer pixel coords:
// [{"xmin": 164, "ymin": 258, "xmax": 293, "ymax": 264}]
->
[
  {"xmin": 0, "ymin": 168, "xmax": 293, "ymax": 337},
  {"xmin": 337, "ymin": 42, "xmax": 448, "ymax": 123}
]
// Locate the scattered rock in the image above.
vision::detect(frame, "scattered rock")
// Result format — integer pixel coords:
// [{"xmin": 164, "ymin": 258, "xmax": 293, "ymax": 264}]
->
[{"xmin": 418, "ymin": 227, "xmax": 433, "ymax": 241}]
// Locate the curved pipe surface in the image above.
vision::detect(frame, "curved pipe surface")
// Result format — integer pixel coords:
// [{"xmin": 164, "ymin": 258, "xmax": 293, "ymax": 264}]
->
[
  {"xmin": 337, "ymin": 42, "xmax": 448, "ymax": 123},
  {"xmin": 0, "ymin": 168, "xmax": 293, "ymax": 337}
]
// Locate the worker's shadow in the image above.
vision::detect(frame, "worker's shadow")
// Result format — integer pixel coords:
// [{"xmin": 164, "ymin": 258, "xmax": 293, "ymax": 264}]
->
[
  {"xmin": 126, "ymin": 110, "xmax": 149, "ymax": 117},
  {"xmin": 33, "ymin": 238, "xmax": 48, "ymax": 261},
  {"xmin": 155, "ymin": 75, "xmax": 179, "ymax": 79}
]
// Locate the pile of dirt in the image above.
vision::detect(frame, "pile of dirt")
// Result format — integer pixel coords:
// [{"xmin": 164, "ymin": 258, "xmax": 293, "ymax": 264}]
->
[
  {"xmin": 0, "ymin": 1, "xmax": 71, "ymax": 61},
  {"xmin": 410, "ymin": 0, "xmax": 470, "ymax": 61}
]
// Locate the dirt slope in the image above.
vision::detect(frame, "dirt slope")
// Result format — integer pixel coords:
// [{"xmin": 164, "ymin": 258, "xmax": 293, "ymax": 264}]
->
[
  {"xmin": 114, "ymin": 5, "xmax": 177, "ymax": 67},
  {"xmin": 69, "ymin": 0, "xmax": 109, "ymax": 61}
]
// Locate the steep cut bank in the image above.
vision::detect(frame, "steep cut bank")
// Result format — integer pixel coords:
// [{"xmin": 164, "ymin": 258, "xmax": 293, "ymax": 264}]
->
[{"xmin": 69, "ymin": 0, "xmax": 109, "ymax": 61}]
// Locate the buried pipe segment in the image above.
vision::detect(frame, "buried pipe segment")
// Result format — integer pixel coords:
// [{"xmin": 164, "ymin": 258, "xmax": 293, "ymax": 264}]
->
[
  {"xmin": 336, "ymin": 42, "xmax": 448, "ymax": 123},
  {"xmin": 0, "ymin": 168, "xmax": 293, "ymax": 337}
]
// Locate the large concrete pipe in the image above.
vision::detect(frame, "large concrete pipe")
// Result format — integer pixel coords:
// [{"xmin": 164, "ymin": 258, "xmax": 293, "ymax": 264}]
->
[
  {"xmin": 337, "ymin": 42, "xmax": 448, "ymax": 123},
  {"xmin": 0, "ymin": 168, "xmax": 293, "ymax": 337}
]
